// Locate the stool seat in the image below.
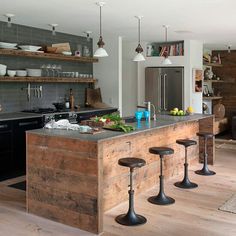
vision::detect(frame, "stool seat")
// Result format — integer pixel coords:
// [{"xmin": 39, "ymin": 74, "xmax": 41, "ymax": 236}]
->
[
  {"xmin": 118, "ymin": 157, "xmax": 146, "ymax": 169},
  {"xmin": 176, "ymin": 139, "xmax": 197, "ymax": 147},
  {"xmin": 197, "ymin": 132, "xmax": 214, "ymax": 138},
  {"xmin": 149, "ymin": 147, "xmax": 174, "ymax": 156}
]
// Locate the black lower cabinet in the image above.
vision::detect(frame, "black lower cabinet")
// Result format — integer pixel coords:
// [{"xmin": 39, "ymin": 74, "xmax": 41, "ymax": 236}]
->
[
  {"xmin": 0, "ymin": 117, "xmax": 43, "ymax": 180},
  {"xmin": 0, "ymin": 121, "xmax": 14, "ymax": 178},
  {"xmin": 13, "ymin": 117, "xmax": 43, "ymax": 173}
]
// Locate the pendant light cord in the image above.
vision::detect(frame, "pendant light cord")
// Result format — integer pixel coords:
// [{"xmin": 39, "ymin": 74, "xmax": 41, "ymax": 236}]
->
[
  {"xmin": 138, "ymin": 18, "xmax": 141, "ymax": 44},
  {"xmin": 100, "ymin": 5, "xmax": 102, "ymax": 37},
  {"xmin": 165, "ymin": 26, "xmax": 167, "ymax": 42}
]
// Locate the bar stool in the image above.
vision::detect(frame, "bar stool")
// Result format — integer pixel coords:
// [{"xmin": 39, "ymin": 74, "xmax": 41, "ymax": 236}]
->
[
  {"xmin": 195, "ymin": 132, "xmax": 216, "ymax": 176},
  {"xmin": 115, "ymin": 157, "xmax": 147, "ymax": 226},
  {"xmin": 148, "ymin": 147, "xmax": 175, "ymax": 205},
  {"xmin": 174, "ymin": 139, "xmax": 198, "ymax": 189}
]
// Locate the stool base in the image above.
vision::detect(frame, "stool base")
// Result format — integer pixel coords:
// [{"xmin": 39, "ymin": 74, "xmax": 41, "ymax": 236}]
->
[
  {"xmin": 195, "ymin": 169, "xmax": 216, "ymax": 176},
  {"xmin": 115, "ymin": 212, "xmax": 147, "ymax": 226},
  {"xmin": 174, "ymin": 180, "xmax": 198, "ymax": 189},
  {"xmin": 148, "ymin": 193, "xmax": 175, "ymax": 205}
]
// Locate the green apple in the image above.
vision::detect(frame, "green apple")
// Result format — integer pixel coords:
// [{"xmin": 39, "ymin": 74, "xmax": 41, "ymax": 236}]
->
[{"xmin": 173, "ymin": 108, "xmax": 179, "ymax": 112}]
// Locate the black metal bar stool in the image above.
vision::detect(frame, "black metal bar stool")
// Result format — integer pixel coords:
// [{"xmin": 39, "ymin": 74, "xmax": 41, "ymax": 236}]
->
[
  {"xmin": 195, "ymin": 132, "xmax": 216, "ymax": 176},
  {"xmin": 148, "ymin": 147, "xmax": 175, "ymax": 205},
  {"xmin": 115, "ymin": 157, "xmax": 147, "ymax": 226},
  {"xmin": 174, "ymin": 139, "xmax": 198, "ymax": 189}
]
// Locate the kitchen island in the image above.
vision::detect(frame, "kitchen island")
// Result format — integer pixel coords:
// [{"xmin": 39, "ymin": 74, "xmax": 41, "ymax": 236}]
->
[{"xmin": 26, "ymin": 114, "xmax": 214, "ymax": 234}]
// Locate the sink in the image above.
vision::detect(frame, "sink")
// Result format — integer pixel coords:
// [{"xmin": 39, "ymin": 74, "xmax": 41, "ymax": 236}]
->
[{"xmin": 123, "ymin": 116, "xmax": 146, "ymax": 123}]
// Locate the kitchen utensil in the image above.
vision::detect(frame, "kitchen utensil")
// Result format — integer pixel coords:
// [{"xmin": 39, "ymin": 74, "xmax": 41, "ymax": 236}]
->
[
  {"xmin": 27, "ymin": 83, "xmax": 31, "ymax": 101},
  {"xmin": 46, "ymin": 46, "xmax": 57, "ymax": 53},
  {"xmin": 18, "ymin": 45, "xmax": 41, "ymax": 51},
  {"xmin": 52, "ymin": 43, "xmax": 71, "ymax": 54},
  {"xmin": 16, "ymin": 70, "xmax": 27, "ymax": 77},
  {"xmin": 7, "ymin": 70, "xmax": 16, "ymax": 77},
  {"xmin": 39, "ymin": 86, "xmax": 43, "ymax": 98},
  {"xmin": 26, "ymin": 69, "xmax": 42, "ymax": 77}
]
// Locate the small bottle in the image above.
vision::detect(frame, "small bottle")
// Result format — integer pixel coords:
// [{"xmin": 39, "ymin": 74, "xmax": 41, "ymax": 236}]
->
[
  {"xmin": 65, "ymin": 96, "xmax": 70, "ymax": 109},
  {"xmin": 75, "ymin": 44, "xmax": 82, "ymax": 57},
  {"xmin": 69, "ymin": 89, "xmax": 74, "ymax": 110}
]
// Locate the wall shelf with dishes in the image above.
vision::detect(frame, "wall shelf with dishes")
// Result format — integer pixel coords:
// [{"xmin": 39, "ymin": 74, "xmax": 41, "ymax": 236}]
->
[
  {"xmin": 0, "ymin": 49, "xmax": 98, "ymax": 63},
  {"xmin": 0, "ymin": 76, "xmax": 97, "ymax": 83},
  {"xmin": 146, "ymin": 41, "xmax": 184, "ymax": 57}
]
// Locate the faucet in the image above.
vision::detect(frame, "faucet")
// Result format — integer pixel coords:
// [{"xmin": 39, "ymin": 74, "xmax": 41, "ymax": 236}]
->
[{"xmin": 137, "ymin": 101, "xmax": 157, "ymax": 122}]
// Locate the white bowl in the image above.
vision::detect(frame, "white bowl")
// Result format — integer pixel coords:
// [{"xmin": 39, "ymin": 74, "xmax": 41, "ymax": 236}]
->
[
  {"xmin": 0, "ymin": 64, "xmax": 7, "ymax": 70},
  {"xmin": 62, "ymin": 51, "xmax": 72, "ymax": 56},
  {"xmin": 0, "ymin": 69, "xmax": 6, "ymax": 76},
  {"xmin": 0, "ymin": 42, "xmax": 17, "ymax": 47},
  {"xmin": 26, "ymin": 69, "xmax": 42, "ymax": 77},
  {"xmin": 7, "ymin": 70, "xmax": 16, "ymax": 77},
  {"xmin": 16, "ymin": 70, "xmax": 27, "ymax": 77},
  {"xmin": 18, "ymin": 45, "xmax": 41, "ymax": 51}
]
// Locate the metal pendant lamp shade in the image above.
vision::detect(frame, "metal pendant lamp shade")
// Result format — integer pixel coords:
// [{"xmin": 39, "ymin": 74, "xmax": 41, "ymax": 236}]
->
[
  {"xmin": 133, "ymin": 16, "xmax": 145, "ymax": 62},
  {"xmin": 162, "ymin": 25, "xmax": 172, "ymax": 65},
  {"xmin": 94, "ymin": 2, "xmax": 108, "ymax": 57}
]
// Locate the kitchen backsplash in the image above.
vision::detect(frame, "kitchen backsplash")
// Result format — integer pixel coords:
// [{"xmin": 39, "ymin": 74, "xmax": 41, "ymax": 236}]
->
[{"xmin": 0, "ymin": 21, "xmax": 93, "ymax": 112}]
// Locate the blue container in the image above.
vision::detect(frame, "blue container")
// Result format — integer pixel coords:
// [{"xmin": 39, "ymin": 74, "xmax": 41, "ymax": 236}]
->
[
  {"xmin": 135, "ymin": 111, "xmax": 143, "ymax": 121},
  {"xmin": 144, "ymin": 110, "xmax": 150, "ymax": 121}
]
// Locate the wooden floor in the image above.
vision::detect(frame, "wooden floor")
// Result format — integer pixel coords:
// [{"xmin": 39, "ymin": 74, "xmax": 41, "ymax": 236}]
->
[{"xmin": 0, "ymin": 146, "xmax": 235, "ymax": 236}]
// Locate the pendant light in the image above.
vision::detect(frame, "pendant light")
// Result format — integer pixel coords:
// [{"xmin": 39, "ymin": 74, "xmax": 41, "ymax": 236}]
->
[
  {"xmin": 162, "ymin": 25, "xmax": 172, "ymax": 65},
  {"xmin": 133, "ymin": 16, "xmax": 145, "ymax": 62},
  {"xmin": 4, "ymin": 13, "xmax": 15, "ymax": 28},
  {"xmin": 49, "ymin": 24, "xmax": 58, "ymax": 36},
  {"xmin": 94, "ymin": 2, "xmax": 108, "ymax": 57}
]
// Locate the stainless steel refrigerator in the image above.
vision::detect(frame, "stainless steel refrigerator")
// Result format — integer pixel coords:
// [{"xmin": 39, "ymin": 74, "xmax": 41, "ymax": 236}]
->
[{"xmin": 145, "ymin": 67, "xmax": 184, "ymax": 111}]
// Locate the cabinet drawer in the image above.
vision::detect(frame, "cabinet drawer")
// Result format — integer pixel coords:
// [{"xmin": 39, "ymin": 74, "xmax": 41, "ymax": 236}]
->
[
  {"xmin": 0, "ymin": 121, "xmax": 12, "ymax": 132},
  {"xmin": 0, "ymin": 131, "xmax": 12, "ymax": 151}
]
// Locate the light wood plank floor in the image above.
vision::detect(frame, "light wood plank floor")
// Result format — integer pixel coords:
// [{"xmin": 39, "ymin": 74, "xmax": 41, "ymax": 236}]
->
[{"xmin": 0, "ymin": 146, "xmax": 235, "ymax": 236}]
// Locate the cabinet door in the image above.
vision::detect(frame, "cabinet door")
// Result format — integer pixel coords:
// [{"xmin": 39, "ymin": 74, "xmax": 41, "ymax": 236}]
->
[
  {"xmin": 13, "ymin": 118, "xmax": 43, "ymax": 171},
  {"xmin": 0, "ymin": 121, "xmax": 13, "ymax": 174}
]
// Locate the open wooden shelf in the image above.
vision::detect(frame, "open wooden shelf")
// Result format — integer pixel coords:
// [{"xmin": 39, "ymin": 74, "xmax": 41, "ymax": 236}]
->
[
  {"xmin": 0, "ymin": 76, "xmax": 97, "ymax": 83},
  {"xmin": 204, "ymin": 80, "xmax": 235, "ymax": 83},
  {"xmin": 0, "ymin": 49, "xmax": 98, "ymax": 63},
  {"xmin": 203, "ymin": 96, "xmax": 223, "ymax": 100},
  {"xmin": 203, "ymin": 62, "xmax": 223, "ymax": 67}
]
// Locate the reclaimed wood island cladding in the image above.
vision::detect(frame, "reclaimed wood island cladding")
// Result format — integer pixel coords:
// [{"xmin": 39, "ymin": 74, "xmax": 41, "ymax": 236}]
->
[{"xmin": 26, "ymin": 116, "xmax": 214, "ymax": 234}]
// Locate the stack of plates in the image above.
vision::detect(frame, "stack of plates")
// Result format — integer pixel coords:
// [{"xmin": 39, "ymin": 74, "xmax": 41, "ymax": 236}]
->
[
  {"xmin": 18, "ymin": 45, "xmax": 42, "ymax": 52},
  {"xmin": 0, "ymin": 42, "xmax": 17, "ymax": 49}
]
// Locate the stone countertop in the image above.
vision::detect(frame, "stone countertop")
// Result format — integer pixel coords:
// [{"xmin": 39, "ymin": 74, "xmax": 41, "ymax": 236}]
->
[
  {"xmin": 0, "ymin": 112, "xmax": 42, "ymax": 121},
  {"xmin": 27, "ymin": 113, "xmax": 213, "ymax": 142},
  {"xmin": 0, "ymin": 107, "xmax": 117, "ymax": 121}
]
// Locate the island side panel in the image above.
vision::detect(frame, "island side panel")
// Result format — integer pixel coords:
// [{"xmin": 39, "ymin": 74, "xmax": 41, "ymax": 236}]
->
[
  {"xmin": 199, "ymin": 116, "xmax": 215, "ymax": 165},
  {"xmin": 101, "ymin": 121, "xmax": 199, "ymax": 211},
  {"xmin": 26, "ymin": 133, "xmax": 101, "ymax": 234}
]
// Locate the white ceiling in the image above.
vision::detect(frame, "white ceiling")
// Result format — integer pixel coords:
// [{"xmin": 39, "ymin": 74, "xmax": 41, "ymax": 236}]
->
[{"xmin": 1, "ymin": 0, "xmax": 236, "ymax": 50}]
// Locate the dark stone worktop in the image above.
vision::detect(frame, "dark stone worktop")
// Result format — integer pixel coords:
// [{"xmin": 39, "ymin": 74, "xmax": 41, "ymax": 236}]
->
[{"xmin": 27, "ymin": 113, "xmax": 213, "ymax": 142}]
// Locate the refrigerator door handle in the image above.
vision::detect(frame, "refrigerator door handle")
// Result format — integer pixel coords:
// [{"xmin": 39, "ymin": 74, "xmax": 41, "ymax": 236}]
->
[{"xmin": 163, "ymin": 74, "xmax": 167, "ymax": 110}]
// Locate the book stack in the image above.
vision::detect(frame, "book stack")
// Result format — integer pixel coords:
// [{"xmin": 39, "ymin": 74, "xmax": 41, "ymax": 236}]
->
[{"xmin": 158, "ymin": 42, "xmax": 184, "ymax": 56}]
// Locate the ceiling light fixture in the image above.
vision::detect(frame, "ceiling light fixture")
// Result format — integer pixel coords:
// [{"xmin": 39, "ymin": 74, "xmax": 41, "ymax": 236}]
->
[
  {"xmin": 49, "ymin": 24, "xmax": 58, "ymax": 36},
  {"xmin": 4, "ymin": 13, "xmax": 15, "ymax": 28},
  {"xmin": 84, "ymin": 31, "xmax": 92, "ymax": 42},
  {"xmin": 133, "ymin": 16, "xmax": 145, "ymax": 62},
  {"xmin": 94, "ymin": 2, "xmax": 108, "ymax": 57},
  {"xmin": 162, "ymin": 25, "xmax": 172, "ymax": 65}
]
